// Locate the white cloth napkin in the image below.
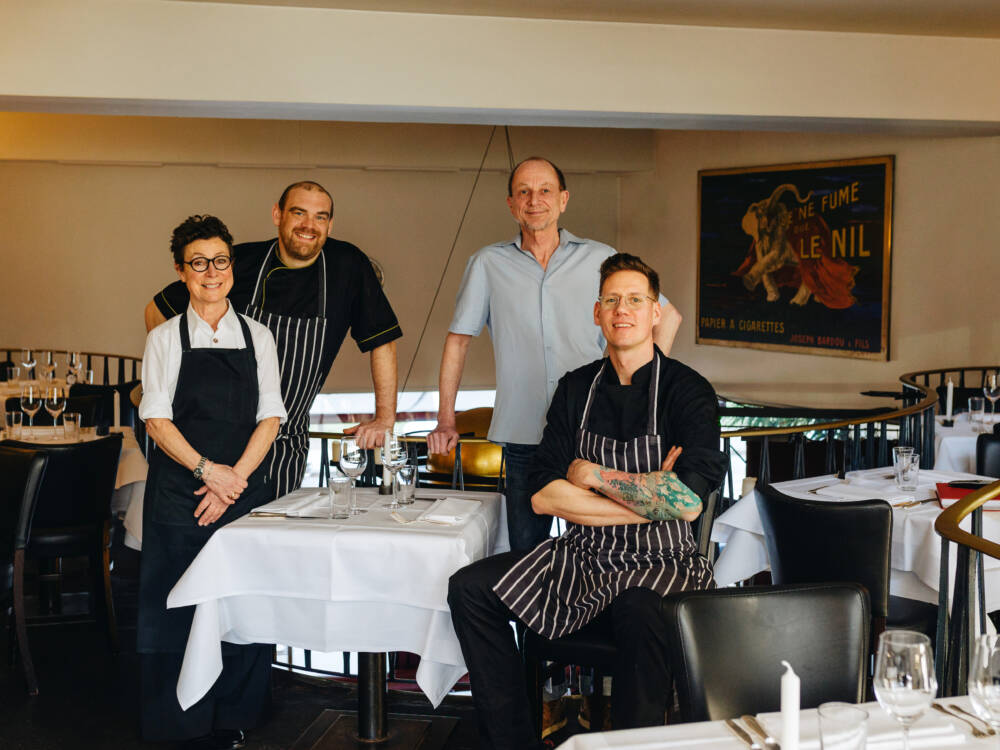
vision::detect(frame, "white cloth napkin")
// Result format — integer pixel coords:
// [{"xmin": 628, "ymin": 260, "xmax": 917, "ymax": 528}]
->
[
  {"xmin": 251, "ymin": 490, "xmax": 329, "ymax": 517},
  {"xmin": 419, "ymin": 497, "xmax": 480, "ymax": 525},
  {"xmin": 758, "ymin": 706, "xmax": 967, "ymax": 749},
  {"xmin": 812, "ymin": 483, "xmax": 914, "ymax": 503}
]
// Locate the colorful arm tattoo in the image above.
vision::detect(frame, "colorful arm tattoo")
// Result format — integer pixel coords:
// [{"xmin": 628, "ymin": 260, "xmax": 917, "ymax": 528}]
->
[{"xmin": 591, "ymin": 466, "xmax": 702, "ymax": 521}]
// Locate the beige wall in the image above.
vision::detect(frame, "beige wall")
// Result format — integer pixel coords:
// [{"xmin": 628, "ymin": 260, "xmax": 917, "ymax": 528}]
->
[
  {"xmin": 620, "ymin": 130, "xmax": 1000, "ymax": 405},
  {"xmin": 0, "ymin": 113, "xmax": 649, "ymax": 392}
]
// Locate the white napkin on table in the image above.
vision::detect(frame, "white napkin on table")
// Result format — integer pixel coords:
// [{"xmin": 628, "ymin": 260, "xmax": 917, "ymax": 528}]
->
[
  {"xmin": 758, "ymin": 706, "xmax": 966, "ymax": 749},
  {"xmin": 419, "ymin": 497, "xmax": 480, "ymax": 525},
  {"xmin": 250, "ymin": 490, "xmax": 328, "ymax": 517},
  {"xmin": 812, "ymin": 483, "xmax": 914, "ymax": 503}
]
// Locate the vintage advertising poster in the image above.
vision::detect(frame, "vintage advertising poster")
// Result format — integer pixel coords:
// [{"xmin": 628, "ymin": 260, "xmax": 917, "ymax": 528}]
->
[{"xmin": 697, "ymin": 156, "xmax": 894, "ymax": 359}]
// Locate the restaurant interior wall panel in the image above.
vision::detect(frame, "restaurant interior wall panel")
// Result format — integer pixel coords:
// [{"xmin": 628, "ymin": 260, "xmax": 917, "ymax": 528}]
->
[
  {"xmin": 618, "ymin": 129, "xmax": 1000, "ymax": 405},
  {"xmin": 0, "ymin": 115, "xmax": 635, "ymax": 393}
]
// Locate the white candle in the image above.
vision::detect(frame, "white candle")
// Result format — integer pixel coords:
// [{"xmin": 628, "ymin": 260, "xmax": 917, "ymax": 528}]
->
[
  {"xmin": 781, "ymin": 660, "xmax": 800, "ymax": 750},
  {"xmin": 946, "ymin": 378, "xmax": 954, "ymax": 419}
]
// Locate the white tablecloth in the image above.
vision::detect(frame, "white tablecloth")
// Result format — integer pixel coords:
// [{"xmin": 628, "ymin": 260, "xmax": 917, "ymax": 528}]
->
[
  {"xmin": 555, "ymin": 697, "xmax": 987, "ymax": 749},
  {"xmin": 167, "ymin": 487, "xmax": 509, "ymax": 711},
  {"xmin": 711, "ymin": 467, "xmax": 1000, "ymax": 612},
  {"xmin": 936, "ymin": 414, "xmax": 1000, "ymax": 474}
]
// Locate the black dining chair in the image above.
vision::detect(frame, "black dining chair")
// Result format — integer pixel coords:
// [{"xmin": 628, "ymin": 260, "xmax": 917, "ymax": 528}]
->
[
  {"xmin": 4, "ymin": 395, "xmax": 100, "ymax": 428},
  {"xmin": 663, "ymin": 583, "xmax": 869, "ymax": 721},
  {"xmin": 756, "ymin": 483, "xmax": 938, "ymax": 653},
  {"xmin": 70, "ymin": 379, "xmax": 141, "ymax": 432},
  {"xmin": 0, "ymin": 444, "xmax": 49, "ymax": 696},
  {"xmin": 976, "ymin": 434, "xmax": 1000, "ymax": 478},
  {"xmin": 3, "ymin": 434, "xmax": 123, "ymax": 653},
  {"xmin": 521, "ymin": 489, "xmax": 720, "ymax": 736}
]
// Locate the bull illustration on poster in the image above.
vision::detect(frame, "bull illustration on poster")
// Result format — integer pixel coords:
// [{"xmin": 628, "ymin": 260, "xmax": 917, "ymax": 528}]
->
[{"xmin": 697, "ymin": 156, "xmax": 893, "ymax": 360}]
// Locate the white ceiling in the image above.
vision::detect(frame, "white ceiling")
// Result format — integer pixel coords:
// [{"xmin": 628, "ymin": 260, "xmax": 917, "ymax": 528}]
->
[{"xmin": 172, "ymin": 0, "xmax": 1000, "ymax": 38}]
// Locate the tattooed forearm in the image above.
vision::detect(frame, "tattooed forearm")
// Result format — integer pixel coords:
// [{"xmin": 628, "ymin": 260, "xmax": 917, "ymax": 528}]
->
[{"xmin": 591, "ymin": 467, "xmax": 702, "ymax": 522}]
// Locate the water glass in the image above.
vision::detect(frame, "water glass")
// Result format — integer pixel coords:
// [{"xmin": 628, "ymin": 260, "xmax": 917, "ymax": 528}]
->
[
  {"xmin": 327, "ymin": 468, "xmax": 351, "ymax": 520},
  {"xmin": 5, "ymin": 411, "xmax": 23, "ymax": 439},
  {"xmin": 873, "ymin": 630, "xmax": 937, "ymax": 750},
  {"xmin": 397, "ymin": 461, "xmax": 416, "ymax": 505},
  {"xmin": 339, "ymin": 437, "xmax": 369, "ymax": 515},
  {"xmin": 7, "ymin": 365, "xmax": 21, "ymax": 384},
  {"xmin": 63, "ymin": 412, "xmax": 81, "ymax": 441},
  {"xmin": 969, "ymin": 634, "xmax": 1000, "ymax": 741},
  {"xmin": 894, "ymin": 451, "xmax": 920, "ymax": 491},
  {"xmin": 970, "ymin": 397, "xmax": 987, "ymax": 432},
  {"xmin": 818, "ymin": 702, "xmax": 868, "ymax": 750}
]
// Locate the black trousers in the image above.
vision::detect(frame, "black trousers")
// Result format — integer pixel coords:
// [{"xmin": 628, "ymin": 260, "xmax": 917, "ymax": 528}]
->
[
  {"xmin": 140, "ymin": 644, "xmax": 272, "ymax": 742},
  {"xmin": 448, "ymin": 551, "xmax": 674, "ymax": 750}
]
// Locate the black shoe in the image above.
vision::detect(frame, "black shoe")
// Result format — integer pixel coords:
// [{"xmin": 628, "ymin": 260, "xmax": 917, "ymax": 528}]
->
[{"xmin": 212, "ymin": 729, "xmax": 246, "ymax": 749}]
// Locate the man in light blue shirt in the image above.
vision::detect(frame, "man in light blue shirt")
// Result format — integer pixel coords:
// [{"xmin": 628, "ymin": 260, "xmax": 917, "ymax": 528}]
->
[{"xmin": 427, "ymin": 156, "xmax": 682, "ymax": 552}]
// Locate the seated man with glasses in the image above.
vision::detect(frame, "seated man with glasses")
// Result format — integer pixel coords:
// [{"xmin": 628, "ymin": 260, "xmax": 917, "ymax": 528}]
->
[{"xmin": 448, "ymin": 253, "xmax": 727, "ymax": 750}]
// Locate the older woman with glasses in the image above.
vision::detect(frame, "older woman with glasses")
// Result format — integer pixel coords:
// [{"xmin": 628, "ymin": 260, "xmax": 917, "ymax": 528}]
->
[{"xmin": 137, "ymin": 215, "xmax": 286, "ymax": 749}]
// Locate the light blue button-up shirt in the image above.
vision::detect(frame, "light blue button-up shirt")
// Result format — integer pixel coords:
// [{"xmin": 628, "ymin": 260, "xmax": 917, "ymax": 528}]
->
[{"xmin": 451, "ymin": 229, "xmax": 667, "ymax": 445}]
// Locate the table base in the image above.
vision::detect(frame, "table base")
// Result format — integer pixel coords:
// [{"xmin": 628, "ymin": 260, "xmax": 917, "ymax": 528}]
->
[{"xmin": 291, "ymin": 709, "xmax": 458, "ymax": 749}]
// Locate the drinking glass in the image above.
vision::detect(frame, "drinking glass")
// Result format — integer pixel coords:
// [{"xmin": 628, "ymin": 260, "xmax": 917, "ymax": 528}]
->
[
  {"xmin": 985, "ymin": 371, "xmax": 1000, "ymax": 422},
  {"xmin": 969, "ymin": 633, "xmax": 1000, "ymax": 745},
  {"xmin": 894, "ymin": 453, "xmax": 920, "ymax": 492},
  {"xmin": 873, "ymin": 630, "xmax": 937, "ymax": 750},
  {"xmin": 66, "ymin": 352, "xmax": 83, "ymax": 386},
  {"xmin": 62, "ymin": 412, "xmax": 81, "ymax": 441},
  {"xmin": 818, "ymin": 702, "xmax": 868, "ymax": 750},
  {"xmin": 970, "ymin": 397, "xmax": 987, "ymax": 433},
  {"xmin": 339, "ymin": 437, "xmax": 369, "ymax": 515},
  {"xmin": 44, "ymin": 386, "xmax": 66, "ymax": 439},
  {"xmin": 20, "ymin": 385, "xmax": 41, "ymax": 438},
  {"xmin": 380, "ymin": 430, "xmax": 408, "ymax": 510},
  {"xmin": 327, "ymin": 467, "xmax": 351, "ymax": 520},
  {"xmin": 7, "ymin": 365, "xmax": 21, "ymax": 385},
  {"xmin": 5, "ymin": 411, "xmax": 23, "ymax": 440},
  {"xmin": 397, "ymin": 460, "xmax": 416, "ymax": 505},
  {"xmin": 40, "ymin": 351, "xmax": 57, "ymax": 382},
  {"xmin": 20, "ymin": 349, "xmax": 36, "ymax": 378}
]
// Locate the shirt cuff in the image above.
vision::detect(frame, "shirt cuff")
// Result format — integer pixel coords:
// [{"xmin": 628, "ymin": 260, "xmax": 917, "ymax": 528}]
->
[
  {"xmin": 355, "ymin": 323, "xmax": 403, "ymax": 353},
  {"xmin": 256, "ymin": 393, "xmax": 288, "ymax": 424},
  {"xmin": 138, "ymin": 392, "xmax": 173, "ymax": 422}
]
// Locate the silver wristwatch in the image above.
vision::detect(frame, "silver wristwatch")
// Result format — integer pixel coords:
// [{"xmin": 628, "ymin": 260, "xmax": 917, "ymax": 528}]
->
[{"xmin": 193, "ymin": 456, "xmax": 207, "ymax": 480}]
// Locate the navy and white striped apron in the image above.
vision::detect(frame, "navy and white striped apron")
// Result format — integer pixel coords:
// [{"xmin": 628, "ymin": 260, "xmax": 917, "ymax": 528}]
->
[
  {"xmin": 245, "ymin": 242, "xmax": 328, "ymax": 497},
  {"xmin": 494, "ymin": 352, "xmax": 714, "ymax": 640}
]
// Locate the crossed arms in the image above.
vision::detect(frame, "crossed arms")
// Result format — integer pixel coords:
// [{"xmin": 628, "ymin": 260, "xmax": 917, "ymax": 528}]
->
[{"xmin": 531, "ymin": 446, "xmax": 703, "ymax": 526}]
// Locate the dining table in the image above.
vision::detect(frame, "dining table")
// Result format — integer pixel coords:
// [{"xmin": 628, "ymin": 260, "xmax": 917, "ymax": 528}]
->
[
  {"xmin": 167, "ymin": 485, "xmax": 509, "ymax": 747},
  {"xmin": 935, "ymin": 413, "xmax": 1000, "ymax": 474},
  {"xmin": 555, "ymin": 696, "xmax": 993, "ymax": 748},
  {"xmin": 711, "ymin": 466, "xmax": 1000, "ymax": 613}
]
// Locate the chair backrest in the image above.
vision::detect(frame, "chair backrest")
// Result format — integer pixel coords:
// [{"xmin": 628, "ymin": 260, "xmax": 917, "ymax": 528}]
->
[
  {"xmin": 976, "ymin": 434, "xmax": 1000, "ymax": 478},
  {"xmin": 3, "ymin": 434, "xmax": 122, "ymax": 529},
  {"xmin": 663, "ymin": 583, "xmax": 870, "ymax": 722},
  {"xmin": 0, "ymin": 445, "xmax": 48, "ymax": 594},
  {"xmin": 70, "ymin": 380, "xmax": 141, "ymax": 429},
  {"xmin": 5, "ymin": 395, "xmax": 100, "ymax": 427},
  {"xmin": 756, "ymin": 482, "xmax": 892, "ymax": 620}
]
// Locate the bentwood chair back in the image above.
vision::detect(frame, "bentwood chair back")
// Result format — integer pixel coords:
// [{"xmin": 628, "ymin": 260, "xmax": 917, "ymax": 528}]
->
[
  {"xmin": 663, "ymin": 583, "xmax": 869, "ymax": 721},
  {"xmin": 976, "ymin": 434, "xmax": 1000, "ymax": 477},
  {"xmin": 4, "ymin": 395, "xmax": 100, "ymax": 428},
  {"xmin": 3, "ymin": 434, "xmax": 123, "ymax": 653},
  {"xmin": 0, "ymin": 444, "xmax": 49, "ymax": 695}
]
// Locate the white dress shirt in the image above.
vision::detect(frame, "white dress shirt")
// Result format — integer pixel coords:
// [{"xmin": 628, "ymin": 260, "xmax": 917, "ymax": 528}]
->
[{"xmin": 139, "ymin": 302, "xmax": 287, "ymax": 424}]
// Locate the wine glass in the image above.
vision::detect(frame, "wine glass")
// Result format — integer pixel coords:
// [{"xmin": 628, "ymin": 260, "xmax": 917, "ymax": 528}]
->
[
  {"xmin": 65, "ymin": 352, "xmax": 83, "ymax": 386},
  {"xmin": 380, "ymin": 430, "xmax": 408, "ymax": 510},
  {"xmin": 873, "ymin": 630, "xmax": 937, "ymax": 750},
  {"xmin": 984, "ymin": 371, "xmax": 1000, "ymax": 423},
  {"xmin": 397, "ymin": 460, "xmax": 416, "ymax": 505},
  {"xmin": 20, "ymin": 385, "xmax": 41, "ymax": 438},
  {"xmin": 40, "ymin": 351, "xmax": 57, "ymax": 382},
  {"xmin": 339, "ymin": 437, "xmax": 369, "ymax": 515},
  {"xmin": 969, "ymin": 634, "xmax": 1000, "ymax": 745},
  {"xmin": 44, "ymin": 387, "xmax": 66, "ymax": 440},
  {"xmin": 20, "ymin": 349, "xmax": 36, "ymax": 379}
]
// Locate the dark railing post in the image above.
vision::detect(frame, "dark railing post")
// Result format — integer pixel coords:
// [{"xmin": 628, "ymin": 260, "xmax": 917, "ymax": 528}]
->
[
  {"xmin": 865, "ymin": 421, "xmax": 875, "ymax": 469},
  {"xmin": 723, "ymin": 437, "xmax": 734, "ymax": 501},
  {"xmin": 825, "ymin": 429, "xmax": 836, "ymax": 474},
  {"xmin": 877, "ymin": 420, "xmax": 888, "ymax": 467},
  {"xmin": 935, "ymin": 535, "xmax": 950, "ymax": 692},
  {"xmin": 758, "ymin": 436, "xmax": 770, "ymax": 485},
  {"xmin": 923, "ymin": 406, "xmax": 936, "ymax": 469},
  {"xmin": 319, "ymin": 438, "xmax": 329, "ymax": 487},
  {"xmin": 792, "ymin": 434, "xmax": 805, "ymax": 479}
]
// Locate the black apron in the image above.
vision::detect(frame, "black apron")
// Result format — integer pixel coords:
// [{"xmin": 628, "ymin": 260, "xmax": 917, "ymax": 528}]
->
[
  {"xmin": 245, "ymin": 243, "xmax": 328, "ymax": 497},
  {"xmin": 494, "ymin": 350, "xmax": 714, "ymax": 640},
  {"xmin": 137, "ymin": 311, "xmax": 272, "ymax": 653}
]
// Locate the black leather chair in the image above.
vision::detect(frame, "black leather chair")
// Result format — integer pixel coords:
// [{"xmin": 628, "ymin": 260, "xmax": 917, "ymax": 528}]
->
[
  {"xmin": 4, "ymin": 395, "xmax": 100, "ymax": 428},
  {"xmin": 3, "ymin": 434, "xmax": 123, "ymax": 653},
  {"xmin": 976, "ymin": 434, "xmax": 1000, "ymax": 478},
  {"xmin": 0, "ymin": 444, "xmax": 49, "ymax": 696},
  {"xmin": 756, "ymin": 483, "xmax": 937, "ymax": 649},
  {"xmin": 663, "ymin": 583, "xmax": 869, "ymax": 721},
  {"xmin": 522, "ymin": 489, "xmax": 721, "ymax": 736},
  {"xmin": 70, "ymin": 380, "xmax": 141, "ymax": 431}
]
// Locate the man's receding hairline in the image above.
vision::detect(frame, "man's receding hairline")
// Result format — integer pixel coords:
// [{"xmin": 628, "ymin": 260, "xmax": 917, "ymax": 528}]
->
[{"xmin": 511, "ymin": 159, "xmax": 560, "ymax": 186}]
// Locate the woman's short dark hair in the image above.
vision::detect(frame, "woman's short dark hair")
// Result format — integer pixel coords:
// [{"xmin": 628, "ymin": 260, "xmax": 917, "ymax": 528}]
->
[
  {"xmin": 170, "ymin": 215, "xmax": 234, "ymax": 265},
  {"xmin": 599, "ymin": 253, "xmax": 660, "ymax": 297}
]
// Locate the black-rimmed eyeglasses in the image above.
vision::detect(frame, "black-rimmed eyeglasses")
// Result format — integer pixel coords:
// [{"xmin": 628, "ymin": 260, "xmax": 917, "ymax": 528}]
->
[{"xmin": 182, "ymin": 255, "xmax": 232, "ymax": 272}]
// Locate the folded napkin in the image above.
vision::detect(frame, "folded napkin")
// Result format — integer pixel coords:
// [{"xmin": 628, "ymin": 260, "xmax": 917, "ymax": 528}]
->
[
  {"xmin": 419, "ymin": 497, "xmax": 480, "ymax": 525},
  {"xmin": 758, "ymin": 706, "xmax": 966, "ymax": 749},
  {"xmin": 812, "ymin": 483, "xmax": 915, "ymax": 503},
  {"xmin": 250, "ymin": 490, "xmax": 329, "ymax": 518}
]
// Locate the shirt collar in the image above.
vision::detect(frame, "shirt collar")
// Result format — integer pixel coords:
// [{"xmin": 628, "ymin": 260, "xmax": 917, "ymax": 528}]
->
[
  {"xmin": 510, "ymin": 228, "xmax": 581, "ymax": 252},
  {"xmin": 186, "ymin": 300, "xmax": 238, "ymax": 337}
]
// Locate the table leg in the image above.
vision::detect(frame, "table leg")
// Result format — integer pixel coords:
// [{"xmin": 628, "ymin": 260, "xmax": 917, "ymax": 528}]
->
[{"xmin": 358, "ymin": 651, "xmax": 387, "ymax": 741}]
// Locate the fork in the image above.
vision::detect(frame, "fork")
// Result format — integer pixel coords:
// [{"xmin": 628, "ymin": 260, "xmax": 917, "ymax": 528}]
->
[
  {"xmin": 932, "ymin": 703, "xmax": 990, "ymax": 738},
  {"xmin": 947, "ymin": 703, "xmax": 996, "ymax": 735}
]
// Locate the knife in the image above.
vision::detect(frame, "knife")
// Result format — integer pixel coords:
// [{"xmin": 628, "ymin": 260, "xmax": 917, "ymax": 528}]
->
[
  {"xmin": 741, "ymin": 715, "xmax": 780, "ymax": 749},
  {"xmin": 892, "ymin": 497, "xmax": 939, "ymax": 508},
  {"xmin": 725, "ymin": 718, "xmax": 762, "ymax": 749}
]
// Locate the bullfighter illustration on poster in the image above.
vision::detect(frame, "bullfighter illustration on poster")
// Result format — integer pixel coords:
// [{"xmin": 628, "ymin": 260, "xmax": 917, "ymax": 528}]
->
[{"xmin": 697, "ymin": 156, "xmax": 893, "ymax": 360}]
